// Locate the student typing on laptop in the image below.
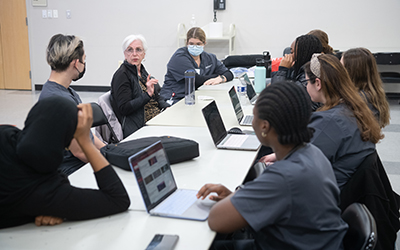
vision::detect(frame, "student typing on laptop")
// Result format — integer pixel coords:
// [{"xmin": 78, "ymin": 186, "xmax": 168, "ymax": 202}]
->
[{"xmin": 197, "ymin": 82, "xmax": 347, "ymax": 250}]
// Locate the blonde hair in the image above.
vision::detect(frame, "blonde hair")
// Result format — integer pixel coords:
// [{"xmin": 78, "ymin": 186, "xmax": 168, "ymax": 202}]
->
[{"xmin": 46, "ymin": 34, "xmax": 84, "ymax": 72}]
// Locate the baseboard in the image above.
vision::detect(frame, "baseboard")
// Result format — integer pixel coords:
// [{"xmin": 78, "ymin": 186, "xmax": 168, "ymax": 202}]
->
[{"xmin": 35, "ymin": 84, "xmax": 110, "ymax": 92}]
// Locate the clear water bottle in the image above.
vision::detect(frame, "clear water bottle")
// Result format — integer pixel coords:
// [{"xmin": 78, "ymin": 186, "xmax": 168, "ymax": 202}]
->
[
  {"xmin": 254, "ymin": 58, "xmax": 266, "ymax": 93},
  {"xmin": 185, "ymin": 70, "xmax": 196, "ymax": 105},
  {"xmin": 237, "ymin": 78, "xmax": 247, "ymax": 104}
]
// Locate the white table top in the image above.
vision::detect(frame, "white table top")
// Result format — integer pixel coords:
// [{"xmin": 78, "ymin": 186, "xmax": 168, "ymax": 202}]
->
[
  {"xmin": 147, "ymin": 89, "xmax": 254, "ymax": 130},
  {"xmin": 0, "ymin": 126, "xmax": 258, "ymax": 250}
]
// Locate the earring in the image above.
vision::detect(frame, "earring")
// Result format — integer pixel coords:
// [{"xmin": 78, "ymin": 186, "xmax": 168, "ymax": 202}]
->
[{"xmin": 261, "ymin": 132, "xmax": 267, "ymax": 138}]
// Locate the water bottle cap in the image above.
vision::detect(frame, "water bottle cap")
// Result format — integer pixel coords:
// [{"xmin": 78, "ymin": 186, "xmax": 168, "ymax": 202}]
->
[
  {"xmin": 256, "ymin": 58, "xmax": 265, "ymax": 66},
  {"xmin": 263, "ymin": 51, "xmax": 271, "ymax": 60},
  {"xmin": 185, "ymin": 69, "xmax": 196, "ymax": 77}
]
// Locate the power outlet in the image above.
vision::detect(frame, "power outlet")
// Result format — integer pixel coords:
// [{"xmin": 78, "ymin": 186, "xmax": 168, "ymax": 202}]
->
[
  {"xmin": 47, "ymin": 9, "xmax": 52, "ymax": 18},
  {"xmin": 42, "ymin": 9, "xmax": 47, "ymax": 18}
]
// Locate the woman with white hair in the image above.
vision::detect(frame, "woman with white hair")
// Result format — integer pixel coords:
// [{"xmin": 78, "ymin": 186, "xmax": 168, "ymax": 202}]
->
[{"xmin": 110, "ymin": 34, "xmax": 170, "ymax": 138}]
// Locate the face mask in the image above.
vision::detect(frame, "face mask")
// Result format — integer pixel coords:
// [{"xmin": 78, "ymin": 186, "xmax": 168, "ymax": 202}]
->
[
  {"xmin": 72, "ymin": 62, "xmax": 86, "ymax": 82},
  {"xmin": 187, "ymin": 45, "xmax": 204, "ymax": 57}
]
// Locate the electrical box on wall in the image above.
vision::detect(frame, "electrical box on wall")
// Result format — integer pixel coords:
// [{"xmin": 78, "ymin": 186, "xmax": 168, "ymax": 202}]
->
[
  {"xmin": 32, "ymin": 0, "xmax": 47, "ymax": 7},
  {"xmin": 214, "ymin": 0, "xmax": 226, "ymax": 10}
]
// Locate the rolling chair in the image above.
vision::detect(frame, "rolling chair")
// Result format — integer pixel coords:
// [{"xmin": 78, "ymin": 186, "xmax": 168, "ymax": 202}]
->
[
  {"xmin": 90, "ymin": 102, "xmax": 120, "ymax": 144},
  {"xmin": 342, "ymin": 203, "xmax": 377, "ymax": 250}
]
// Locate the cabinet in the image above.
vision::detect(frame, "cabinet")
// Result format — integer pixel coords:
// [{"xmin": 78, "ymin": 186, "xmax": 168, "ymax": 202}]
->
[{"xmin": 177, "ymin": 23, "xmax": 236, "ymax": 55}]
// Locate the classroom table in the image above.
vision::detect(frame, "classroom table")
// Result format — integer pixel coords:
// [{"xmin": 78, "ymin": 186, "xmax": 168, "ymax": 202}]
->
[
  {"xmin": 0, "ymin": 126, "xmax": 258, "ymax": 250},
  {"xmin": 147, "ymin": 86, "xmax": 254, "ymax": 129}
]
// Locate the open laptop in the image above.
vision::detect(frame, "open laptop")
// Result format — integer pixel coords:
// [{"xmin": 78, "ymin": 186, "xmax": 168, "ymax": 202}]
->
[
  {"xmin": 228, "ymin": 86, "xmax": 254, "ymax": 126},
  {"xmin": 129, "ymin": 141, "xmax": 211, "ymax": 221},
  {"xmin": 239, "ymin": 72, "xmax": 258, "ymax": 105},
  {"xmin": 201, "ymin": 100, "xmax": 260, "ymax": 151}
]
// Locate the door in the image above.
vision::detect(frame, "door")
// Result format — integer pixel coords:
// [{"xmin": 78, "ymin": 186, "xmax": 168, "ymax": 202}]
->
[{"xmin": 0, "ymin": 0, "xmax": 31, "ymax": 90}]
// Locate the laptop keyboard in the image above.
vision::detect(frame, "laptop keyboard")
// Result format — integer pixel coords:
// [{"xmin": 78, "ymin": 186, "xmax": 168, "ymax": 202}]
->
[
  {"xmin": 224, "ymin": 134, "xmax": 248, "ymax": 147},
  {"xmin": 152, "ymin": 189, "xmax": 198, "ymax": 215},
  {"xmin": 242, "ymin": 115, "xmax": 253, "ymax": 125}
]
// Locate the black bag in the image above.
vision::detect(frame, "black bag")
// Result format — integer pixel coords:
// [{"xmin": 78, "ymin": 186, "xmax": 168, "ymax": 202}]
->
[{"xmin": 100, "ymin": 136, "xmax": 200, "ymax": 171}]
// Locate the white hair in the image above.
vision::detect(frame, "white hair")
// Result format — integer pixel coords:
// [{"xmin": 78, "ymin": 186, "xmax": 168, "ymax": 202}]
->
[{"xmin": 122, "ymin": 34, "xmax": 148, "ymax": 53}]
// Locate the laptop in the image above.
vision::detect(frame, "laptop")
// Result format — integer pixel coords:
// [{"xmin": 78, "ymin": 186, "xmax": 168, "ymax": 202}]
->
[
  {"xmin": 201, "ymin": 100, "xmax": 260, "ymax": 151},
  {"xmin": 239, "ymin": 72, "xmax": 258, "ymax": 105},
  {"xmin": 228, "ymin": 86, "xmax": 254, "ymax": 126},
  {"xmin": 129, "ymin": 141, "xmax": 211, "ymax": 221}
]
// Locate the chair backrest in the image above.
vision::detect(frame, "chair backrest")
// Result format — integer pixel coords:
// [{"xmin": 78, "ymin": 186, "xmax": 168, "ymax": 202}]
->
[
  {"xmin": 90, "ymin": 101, "xmax": 120, "ymax": 144},
  {"xmin": 342, "ymin": 203, "xmax": 377, "ymax": 250}
]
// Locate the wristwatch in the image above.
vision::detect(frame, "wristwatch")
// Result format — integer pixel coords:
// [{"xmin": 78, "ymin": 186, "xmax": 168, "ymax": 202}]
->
[{"xmin": 219, "ymin": 75, "xmax": 225, "ymax": 82}]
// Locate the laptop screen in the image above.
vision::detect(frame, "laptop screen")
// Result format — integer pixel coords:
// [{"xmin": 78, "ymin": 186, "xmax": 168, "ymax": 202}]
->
[
  {"xmin": 239, "ymin": 73, "xmax": 257, "ymax": 101},
  {"xmin": 228, "ymin": 86, "xmax": 244, "ymax": 122},
  {"xmin": 202, "ymin": 100, "xmax": 227, "ymax": 145},
  {"xmin": 129, "ymin": 141, "xmax": 177, "ymax": 212}
]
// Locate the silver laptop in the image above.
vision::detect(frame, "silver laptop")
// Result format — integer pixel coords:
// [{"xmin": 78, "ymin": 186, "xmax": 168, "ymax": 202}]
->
[
  {"xmin": 129, "ymin": 141, "xmax": 211, "ymax": 221},
  {"xmin": 202, "ymin": 100, "xmax": 260, "ymax": 151},
  {"xmin": 228, "ymin": 86, "xmax": 254, "ymax": 126},
  {"xmin": 239, "ymin": 72, "xmax": 258, "ymax": 105}
]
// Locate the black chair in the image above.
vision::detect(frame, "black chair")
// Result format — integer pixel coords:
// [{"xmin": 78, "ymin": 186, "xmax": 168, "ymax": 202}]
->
[
  {"xmin": 90, "ymin": 102, "xmax": 120, "ymax": 144},
  {"xmin": 342, "ymin": 203, "xmax": 377, "ymax": 250},
  {"xmin": 373, "ymin": 52, "xmax": 400, "ymax": 97}
]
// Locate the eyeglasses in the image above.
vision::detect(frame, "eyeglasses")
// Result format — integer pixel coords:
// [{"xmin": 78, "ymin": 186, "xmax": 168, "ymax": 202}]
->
[
  {"xmin": 125, "ymin": 47, "xmax": 144, "ymax": 55},
  {"xmin": 300, "ymin": 78, "xmax": 310, "ymax": 87}
]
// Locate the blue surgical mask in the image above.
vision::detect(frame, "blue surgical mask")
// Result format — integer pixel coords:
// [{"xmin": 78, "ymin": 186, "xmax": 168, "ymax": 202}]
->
[{"xmin": 187, "ymin": 45, "xmax": 204, "ymax": 56}]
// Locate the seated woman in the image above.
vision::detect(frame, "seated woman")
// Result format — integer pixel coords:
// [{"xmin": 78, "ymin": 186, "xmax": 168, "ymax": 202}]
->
[
  {"xmin": 341, "ymin": 47, "xmax": 390, "ymax": 128},
  {"xmin": 160, "ymin": 27, "xmax": 234, "ymax": 104},
  {"xmin": 0, "ymin": 97, "xmax": 130, "ymax": 229},
  {"xmin": 110, "ymin": 34, "xmax": 170, "ymax": 138},
  {"xmin": 197, "ymin": 82, "xmax": 347, "ymax": 250},
  {"xmin": 262, "ymin": 54, "xmax": 383, "ymax": 189},
  {"xmin": 271, "ymin": 34, "xmax": 323, "ymax": 111}
]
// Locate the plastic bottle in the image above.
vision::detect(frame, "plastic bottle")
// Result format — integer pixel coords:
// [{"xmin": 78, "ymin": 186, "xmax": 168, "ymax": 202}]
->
[
  {"xmin": 254, "ymin": 58, "xmax": 266, "ymax": 93},
  {"xmin": 185, "ymin": 70, "xmax": 196, "ymax": 105},
  {"xmin": 190, "ymin": 14, "xmax": 197, "ymax": 27},
  {"xmin": 236, "ymin": 76, "xmax": 247, "ymax": 104},
  {"xmin": 263, "ymin": 51, "xmax": 271, "ymax": 78}
]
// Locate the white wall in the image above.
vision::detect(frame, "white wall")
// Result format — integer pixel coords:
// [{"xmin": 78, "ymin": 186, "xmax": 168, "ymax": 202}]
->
[{"xmin": 26, "ymin": 0, "xmax": 400, "ymax": 88}]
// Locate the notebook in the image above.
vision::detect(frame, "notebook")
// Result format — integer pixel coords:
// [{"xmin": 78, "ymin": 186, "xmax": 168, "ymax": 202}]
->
[
  {"xmin": 239, "ymin": 72, "xmax": 258, "ymax": 105},
  {"xmin": 129, "ymin": 141, "xmax": 211, "ymax": 221},
  {"xmin": 228, "ymin": 86, "xmax": 254, "ymax": 126},
  {"xmin": 201, "ymin": 100, "xmax": 260, "ymax": 151}
]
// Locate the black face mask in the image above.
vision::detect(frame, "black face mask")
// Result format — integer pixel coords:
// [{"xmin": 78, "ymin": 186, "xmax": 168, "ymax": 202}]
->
[{"xmin": 72, "ymin": 62, "xmax": 86, "ymax": 81}]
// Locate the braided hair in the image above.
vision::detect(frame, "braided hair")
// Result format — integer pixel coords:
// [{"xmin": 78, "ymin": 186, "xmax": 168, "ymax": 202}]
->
[
  {"xmin": 255, "ymin": 82, "xmax": 314, "ymax": 145},
  {"xmin": 293, "ymin": 35, "xmax": 322, "ymax": 76}
]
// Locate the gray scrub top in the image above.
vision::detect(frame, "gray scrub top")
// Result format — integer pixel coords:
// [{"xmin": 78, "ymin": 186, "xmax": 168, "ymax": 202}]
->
[
  {"xmin": 231, "ymin": 143, "xmax": 347, "ymax": 250},
  {"xmin": 160, "ymin": 47, "xmax": 229, "ymax": 100},
  {"xmin": 39, "ymin": 81, "xmax": 93, "ymax": 175},
  {"xmin": 309, "ymin": 103, "xmax": 375, "ymax": 189}
]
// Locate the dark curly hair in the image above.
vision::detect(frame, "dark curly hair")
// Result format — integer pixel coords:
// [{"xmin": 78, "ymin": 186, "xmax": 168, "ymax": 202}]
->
[{"xmin": 255, "ymin": 82, "xmax": 314, "ymax": 145}]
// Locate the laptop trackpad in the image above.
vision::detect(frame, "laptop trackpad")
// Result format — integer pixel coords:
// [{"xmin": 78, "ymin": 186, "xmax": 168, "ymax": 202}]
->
[{"xmin": 180, "ymin": 200, "xmax": 213, "ymax": 221}]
